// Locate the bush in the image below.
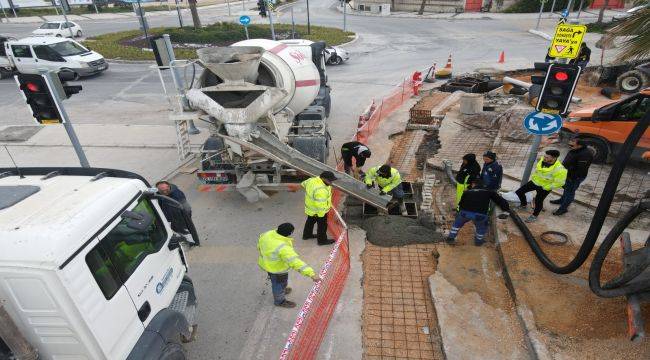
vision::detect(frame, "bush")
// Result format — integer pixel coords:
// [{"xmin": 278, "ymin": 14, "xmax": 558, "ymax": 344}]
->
[
  {"xmin": 503, "ymin": 0, "xmax": 588, "ymax": 13},
  {"xmin": 84, "ymin": 23, "xmax": 355, "ymax": 60}
]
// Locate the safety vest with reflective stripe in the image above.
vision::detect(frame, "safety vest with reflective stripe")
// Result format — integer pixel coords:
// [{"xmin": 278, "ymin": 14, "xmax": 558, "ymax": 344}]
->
[
  {"xmin": 531, "ymin": 158, "xmax": 567, "ymax": 191},
  {"xmin": 301, "ymin": 177, "xmax": 332, "ymax": 217},
  {"xmin": 257, "ymin": 230, "xmax": 316, "ymax": 278},
  {"xmin": 365, "ymin": 166, "xmax": 402, "ymax": 193}
]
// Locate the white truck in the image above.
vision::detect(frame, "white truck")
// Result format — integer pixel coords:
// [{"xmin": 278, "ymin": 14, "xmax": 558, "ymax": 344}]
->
[
  {"xmin": 0, "ymin": 36, "xmax": 107, "ymax": 80},
  {"xmin": 0, "ymin": 167, "xmax": 199, "ymax": 360}
]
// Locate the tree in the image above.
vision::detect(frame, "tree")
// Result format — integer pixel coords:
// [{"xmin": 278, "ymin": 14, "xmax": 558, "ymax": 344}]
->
[
  {"xmin": 188, "ymin": 0, "xmax": 202, "ymax": 29},
  {"xmin": 596, "ymin": 0, "xmax": 610, "ymax": 23},
  {"xmin": 609, "ymin": 7, "xmax": 650, "ymax": 60}
]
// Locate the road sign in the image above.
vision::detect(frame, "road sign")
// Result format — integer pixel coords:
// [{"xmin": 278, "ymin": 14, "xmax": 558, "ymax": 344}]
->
[
  {"xmin": 239, "ymin": 15, "xmax": 251, "ymax": 26},
  {"xmin": 561, "ymin": 9, "xmax": 569, "ymax": 18},
  {"xmin": 548, "ymin": 23, "xmax": 586, "ymax": 59},
  {"xmin": 523, "ymin": 111, "xmax": 563, "ymax": 135}
]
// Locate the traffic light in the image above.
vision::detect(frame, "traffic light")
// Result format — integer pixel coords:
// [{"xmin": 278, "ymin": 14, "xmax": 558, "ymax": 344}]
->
[
  {"xmin": 16, "ymin": 74, "xmax": 63, "ymax": 124},
  {"xmin": 535, "ymin": 63, "xmax": 581, "ymax": 116},
  {"xmin": 58, "ymin": 71, "xmax": 82, "ymax": 99}
]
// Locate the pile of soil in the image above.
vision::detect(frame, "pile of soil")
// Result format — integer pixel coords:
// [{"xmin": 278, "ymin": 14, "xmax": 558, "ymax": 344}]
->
[{"xmin": 362, "ymin": 215, "xmax": 443, "ymax": 247}]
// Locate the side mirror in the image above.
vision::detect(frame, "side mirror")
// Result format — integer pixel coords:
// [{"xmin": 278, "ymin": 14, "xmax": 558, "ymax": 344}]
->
[
  {"xmin": 122, "ymin": 210, "xmax": 154, "ymax": 231},
  {"xmin": 147, "ymin": 193, "xmax": 201, "ymax": 246}
]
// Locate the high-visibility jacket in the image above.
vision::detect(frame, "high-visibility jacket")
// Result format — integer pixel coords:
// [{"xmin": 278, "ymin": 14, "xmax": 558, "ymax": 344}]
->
[
  {"xmin": 302, "ymin": 177, "xmax": 332, "ymax": 217},
  {"xmin": 257, "ymin": 230, "xmax": 316, "ymax": 277},
  {"xmin": 531, "ymin": 158, "xmax": 567, "ymax": 191},
  {"xmin": 365, "ymin": 166, "xmax": 401, "ymax": 193}
]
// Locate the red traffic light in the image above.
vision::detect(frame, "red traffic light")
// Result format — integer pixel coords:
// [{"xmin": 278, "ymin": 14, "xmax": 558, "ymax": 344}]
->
[
  {"xmin": 554, "ymin": 71, "xmax": 569, "ymax": 81},
  {"xmin": 21, "ymin": 82, "xmax": 41, "ymax": 92}
]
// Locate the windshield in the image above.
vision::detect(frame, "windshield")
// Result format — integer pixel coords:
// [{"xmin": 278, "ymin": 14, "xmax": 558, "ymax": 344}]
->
[
  {"xmin": 49, "ymin": 41, "xmax": 89, "ymax": 57},
  {"xmin": 40, "ymin": 23, "xmax": 60, "ymax": 29}
]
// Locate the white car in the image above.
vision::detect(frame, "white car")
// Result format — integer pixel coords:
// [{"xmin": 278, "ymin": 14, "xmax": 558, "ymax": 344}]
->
[
  {"xmin": 612, "ymin": 4, "xmax": 648, "ymax": 21},
  {"xmin": 324, "ymin": 46, "xmax": 349, "ymax": 65},
  {"xmin": 32, "ymin": 21, "xmax": 83, "ymax": 38}
]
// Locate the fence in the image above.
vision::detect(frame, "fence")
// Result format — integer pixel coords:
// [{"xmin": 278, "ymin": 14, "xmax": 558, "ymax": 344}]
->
[{"xmin": 279, "ymin": 72, "xmax": 421, "ymax": 360}]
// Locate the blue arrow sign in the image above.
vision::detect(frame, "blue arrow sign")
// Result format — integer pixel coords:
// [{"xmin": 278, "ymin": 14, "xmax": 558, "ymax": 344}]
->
[
  {"xmin": 523, "ymin": 111, "xmax": 563, "ymax": 135},
  {"xmin": 239, "ymin": 15, "xmax": 251, "ymax": 26},
  {"xmin": 561, "ymin": 9, "xmax": 569, "ymax": 18}
]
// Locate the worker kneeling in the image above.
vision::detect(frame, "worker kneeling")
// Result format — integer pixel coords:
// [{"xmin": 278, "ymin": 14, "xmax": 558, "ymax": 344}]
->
[
  {"xmin": 365, "ymin": 164, "xmax": 407, "ymax": 216},
  {"xmin": 446, "ymin": 179, "xmax": 510, "ymax": 246},
  {"xmin": 258, "ymin": 223, "xmax": 321, "ymax": 308}
]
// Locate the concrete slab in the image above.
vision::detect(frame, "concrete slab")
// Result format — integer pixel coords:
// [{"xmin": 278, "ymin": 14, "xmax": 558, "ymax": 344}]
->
[
  {"xmin": 1, "ymin": 16, "xmax": 43, "ymax": 24},
  {"xmin": 82, "ymin": 13, "xmax": 134, "ymax": 20},
  {"xmin": 428, "ymin": 245, "xmax": 530, "ymax": 360},
  {"xmin": 0, "ymin": 126, "xmax": 41, "ymax": 142}
]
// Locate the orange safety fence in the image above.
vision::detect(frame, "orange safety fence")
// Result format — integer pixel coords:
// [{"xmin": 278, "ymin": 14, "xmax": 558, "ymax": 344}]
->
[{"xmin": 279, "ymin": 71, "xmax": 421, "ymax": 360}]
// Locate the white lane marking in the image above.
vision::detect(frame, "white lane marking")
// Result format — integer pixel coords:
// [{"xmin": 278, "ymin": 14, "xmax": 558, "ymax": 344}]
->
[{"xmin": 112, "ymin": 71, "xmax": 151, "ymax": 100}]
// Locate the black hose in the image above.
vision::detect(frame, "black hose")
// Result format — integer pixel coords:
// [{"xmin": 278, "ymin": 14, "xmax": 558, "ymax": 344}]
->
[
  {"xmin": 589, "ymin": 201, "xmax": 648, "ymax": 297},
  {"xmin": 511, "ymin": 110, "xmax": 650, "ymax": 274}
]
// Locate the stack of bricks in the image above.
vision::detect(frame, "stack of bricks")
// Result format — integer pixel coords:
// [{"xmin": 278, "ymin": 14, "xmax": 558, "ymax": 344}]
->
[{"xmin": 362, "ymin": 244, "xmax": 443, "ymax": 359}]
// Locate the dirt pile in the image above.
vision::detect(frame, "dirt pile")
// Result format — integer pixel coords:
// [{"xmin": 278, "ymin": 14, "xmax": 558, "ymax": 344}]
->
[{"xmin": 362, "ymin": 215, "xmax": 443, "ymax": 247}]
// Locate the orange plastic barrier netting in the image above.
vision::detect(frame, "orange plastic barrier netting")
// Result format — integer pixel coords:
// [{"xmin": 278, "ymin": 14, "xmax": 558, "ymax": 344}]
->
[{"xmin": 279, "ymin": 73, "xmax": 420, "ymax": 360}]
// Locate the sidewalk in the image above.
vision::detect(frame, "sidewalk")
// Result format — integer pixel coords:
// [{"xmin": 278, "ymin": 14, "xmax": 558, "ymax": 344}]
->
[{"xmin": 336, "ymin": 5, "xmax": 624, "ymax": 22}]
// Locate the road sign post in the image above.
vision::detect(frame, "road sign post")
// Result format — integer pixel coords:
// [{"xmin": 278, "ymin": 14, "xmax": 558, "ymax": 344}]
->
[
  {"xmin": 266, "ymin": 0, "xmax": 276, "ymax": 40},
  {"xmin": 239, "ymin": 15, "xmax": 251, "ymax": 39},
  {"xmin": 520, "ymin": 111, "xmax": 564, "ymax": 185}
]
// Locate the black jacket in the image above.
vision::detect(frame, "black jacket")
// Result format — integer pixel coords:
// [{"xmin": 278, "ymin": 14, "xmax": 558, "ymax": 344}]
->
[
  {"xmin": 456, "ymin": 157, "xmax": 481, "ymax": 184},
  {"xmin": 562, "ymin": 146, "xmax": 593, "ymax": 179},
  {"xmin": 459, "ymin": 187, "xmax": 510, "ymax": 215},
  {"xmin": 341, "ymin": 141, "xmax": 370, "ymax": 167},
  {"xmin": 481, "ymin": 161, "xmax": 503, "ymax": 190}
]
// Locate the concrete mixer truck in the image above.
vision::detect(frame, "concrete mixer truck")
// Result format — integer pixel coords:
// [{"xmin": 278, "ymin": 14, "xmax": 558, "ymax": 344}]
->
[{"xmin": 166, "ymin": 38, "xmax": 389, "ymax": 208}]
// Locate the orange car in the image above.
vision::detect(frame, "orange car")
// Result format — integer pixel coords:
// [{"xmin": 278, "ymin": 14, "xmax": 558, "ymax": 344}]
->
[{"xmin": 562, "ymin": 88, "xmax": 650, "ymax": 163}]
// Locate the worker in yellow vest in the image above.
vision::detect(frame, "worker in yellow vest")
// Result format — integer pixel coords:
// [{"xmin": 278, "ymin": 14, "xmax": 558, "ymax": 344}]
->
[
  {"xmin": 365, "ymin": 164, "xmax": 407, "ymax": 215},
  {"xmin": 301, "ymin": 171, "xmax": 337, "ymax": 246},
  {"xmin": 515, "ymin": 149, "xmax": 567, "ymax": 223},
  {"xmin": 258, "ymin": 223, "xmax": 321, "ymax": 308}
]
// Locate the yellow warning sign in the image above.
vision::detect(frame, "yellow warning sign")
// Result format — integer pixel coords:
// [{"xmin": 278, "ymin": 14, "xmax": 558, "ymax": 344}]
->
[{"xmin": 548, "ymin": 23, "xmax": 586, "ymax": 59}]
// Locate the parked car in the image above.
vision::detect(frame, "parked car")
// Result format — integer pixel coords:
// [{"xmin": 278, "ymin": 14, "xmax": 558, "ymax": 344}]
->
[
  {"xmin": 562, "ymin": 88, "xmax": 650, "ymax": 163},
  {"xmin": 612, "ymin": 4, "xmax": 649, "ymax": 21},
  {"xmin": 32, "ymin": 21, "xmax": 83, "ymax": 38},
  {"xmin": 324, "ymin": 46, "xmax": 349, "ymax": 65},
  {"xmin": 2, "ymin": 37, "xmax": 107, "ymax": 79}
]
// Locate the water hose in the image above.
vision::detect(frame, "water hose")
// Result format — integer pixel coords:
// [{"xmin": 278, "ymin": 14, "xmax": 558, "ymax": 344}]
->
[{"xmin": 511, "ymin": 110, "xmax": 649, "ymax": 274}]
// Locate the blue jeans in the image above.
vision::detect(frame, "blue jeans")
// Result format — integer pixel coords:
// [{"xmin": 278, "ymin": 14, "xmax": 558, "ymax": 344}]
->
[
  {"xmin": 388, "ymin": 183, "xmax": 404, "ymax": 200},
  {"xmin": 448, "ymin": 210, "xmax": 489, "ymax": 245},
  {"xmin": 268, "ymin": 273, "xmax": 288, "ymax": 305},
  {"xmin": 558, "ymin": 177, "xmax": 585, "ymax": 211}
]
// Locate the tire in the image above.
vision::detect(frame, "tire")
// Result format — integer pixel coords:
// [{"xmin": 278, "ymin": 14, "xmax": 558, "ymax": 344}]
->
[
  {"xmin": 330, "ymin": 56, "xmax": 342, "ymax": 65},
  {"xmin": 56, "ymin": 34, "xmax": 62, "ymax": 38},
  {"xmin": 616, "ymin": 70, "xmax": 648, "ymax": 94},
  {"xmin": 159, "ymin": 342, "xmax": 185, "ymax": 360},
  {"xmin": 76, "ymin": 30, "xmax": 82, "ymax": 38},
  {"xmin": 580, "ymin": 137, "xmax": 609, "ymax": 164}
]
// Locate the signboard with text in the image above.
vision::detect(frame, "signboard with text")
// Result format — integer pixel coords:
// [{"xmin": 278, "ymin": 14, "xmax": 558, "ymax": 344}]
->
[{"xmin": 548, "ymin": 23, "xmax": 587, "ymax": 59}]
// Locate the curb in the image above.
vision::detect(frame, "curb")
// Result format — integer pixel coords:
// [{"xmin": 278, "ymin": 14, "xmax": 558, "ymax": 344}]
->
[
  {"xmin": 339, "ymin": 33, "xmax": 360, "ymax": 47},
  {"xmin": 528, "ymin": 29, "xmax": 552, "ymax": 41},
  {"xmin": 107, "ymin": 59, "xmax": 157, "ymax": 64}
]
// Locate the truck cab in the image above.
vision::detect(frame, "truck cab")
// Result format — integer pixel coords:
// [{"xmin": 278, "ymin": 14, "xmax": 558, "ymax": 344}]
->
[
  {"xmin": 0, "ymin": 168, "xmax": 198, "ymax": 360},
  {"xmin": 2, "ymin": 37, "xmax": 107, "ymax": 79},
  {"xmin": 563, "ymin": 88, "xmax": 650, "ymax": 163}
]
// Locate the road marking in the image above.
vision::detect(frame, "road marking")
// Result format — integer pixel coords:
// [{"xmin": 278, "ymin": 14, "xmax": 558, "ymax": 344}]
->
[
  {"xmin": 238, "ymin": 302, "xmax": 275, "ymax": 360},
  {"xmin": 112, "ymin": 71, "xmax": 151, "ymax": 100}
]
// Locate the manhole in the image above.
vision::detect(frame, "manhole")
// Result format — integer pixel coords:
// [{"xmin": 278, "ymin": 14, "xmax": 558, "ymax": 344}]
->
[{"xmin": 0, "ymin": 126, "xmax": 42, "ymax": 142}]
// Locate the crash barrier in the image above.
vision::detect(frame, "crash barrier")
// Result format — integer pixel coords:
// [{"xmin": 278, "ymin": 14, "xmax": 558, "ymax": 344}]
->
[
  {"xmin": 356, "ymin": 73, "xmax": 421, "ymax": 144},
  {"xmin": 279, "ymin": 208, "xmax": 350, "ymax": 360},
  {"xmin": 280, "ymin": 70, "xmax": 422, "ymax": 359}
]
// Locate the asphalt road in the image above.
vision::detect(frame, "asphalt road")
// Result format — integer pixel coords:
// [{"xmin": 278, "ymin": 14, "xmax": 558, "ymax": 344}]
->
[{"xmin": 0, "ymin": 2, "xmax": 575, "ymax": 359}]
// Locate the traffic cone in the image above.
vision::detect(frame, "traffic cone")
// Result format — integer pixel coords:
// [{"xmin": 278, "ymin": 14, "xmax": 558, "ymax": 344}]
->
[
  {"xmin": 435, "ymin": 54, "xmax": 453, "ymax": 78},
  {"xmin": 498, "ymin": 51, "xmax": 505, "ymax": 64}
]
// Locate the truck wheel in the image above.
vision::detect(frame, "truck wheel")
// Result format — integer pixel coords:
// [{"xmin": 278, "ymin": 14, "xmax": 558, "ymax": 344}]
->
[
  {"xmin": 616, "ymin": 70, "xmax": 648, "ymax": 94},
  {"xmin": 76, "ymin": 30, "xmax": 82, "ymax": 38},
  {"xmin": 580, "ymin": 137, "xmax": 609, "ymax": 164},
  {"xmin": 159, "ymin": 342, "xmax": 185, "ymax": 360}
]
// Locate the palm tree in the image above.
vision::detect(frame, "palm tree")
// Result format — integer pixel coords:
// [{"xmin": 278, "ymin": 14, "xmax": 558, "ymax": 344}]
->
[{"xmin": 608, "ymin": 7, "xmax": 650, "ymax": 60}]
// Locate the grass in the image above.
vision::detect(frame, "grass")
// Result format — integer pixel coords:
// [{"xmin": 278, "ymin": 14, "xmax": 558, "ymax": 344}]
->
[
  {"xmin": 84, "ymin": 23, "xmax": 355, "ymax": 60},
  {"xmin": 9, "ymin": 4, "xmax": 173, "ymax": 17},
  {"xmin": 586, "ymin": 21, "xmax": 615, "ymax": 34}
]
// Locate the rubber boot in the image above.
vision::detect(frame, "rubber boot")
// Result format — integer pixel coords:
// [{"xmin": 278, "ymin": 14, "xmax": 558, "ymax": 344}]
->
[{"xmin": 399, "ymin": 200, "xmax": 408, "ymax": 216}]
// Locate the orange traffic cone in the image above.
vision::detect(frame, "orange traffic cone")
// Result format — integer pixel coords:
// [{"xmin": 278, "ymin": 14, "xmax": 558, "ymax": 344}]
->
[
  {"xmin": 435, "ymin": 54, "xmax": 453, "ymax": 78},
  {"xmin": 498, "ymin": 51, "xmax": 505, "ymax": 64}
]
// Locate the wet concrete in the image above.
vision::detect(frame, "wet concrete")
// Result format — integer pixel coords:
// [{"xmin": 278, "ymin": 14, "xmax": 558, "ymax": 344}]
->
[{"xmin": 361, "ymin": 215, "xmax": 443, "ymax": 247}]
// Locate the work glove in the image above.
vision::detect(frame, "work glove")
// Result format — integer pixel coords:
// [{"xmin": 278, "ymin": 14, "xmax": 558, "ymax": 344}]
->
[
  {"xmin": 366, "ymin": 184, "xmax": 373, "ymax": 189},
  {"xmin": 312, "ymin": 275, "xmax": 322, "ymax": 282},
  {"xmin": 379, "ymin": 190, "xmax": 386, "ymax": 196}
]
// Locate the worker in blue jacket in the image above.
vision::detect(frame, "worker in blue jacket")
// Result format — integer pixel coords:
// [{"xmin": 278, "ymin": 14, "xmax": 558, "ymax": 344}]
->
[{"xmin": 480, "ymin": 151, "xmax": 503, "ymax": 191}]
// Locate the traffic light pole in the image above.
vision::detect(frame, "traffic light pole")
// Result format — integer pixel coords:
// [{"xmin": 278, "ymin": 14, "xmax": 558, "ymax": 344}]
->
[
  {"xmin": 42, "ymin": 71, "xmax": 90, "ymax": 168},
  {"xmin": 59, "ymin": 1, "xmax": 75, "ymax": 38},
  {"xmin": 266, "ymin": 0, "xmax": 276, "ymax": 40}
]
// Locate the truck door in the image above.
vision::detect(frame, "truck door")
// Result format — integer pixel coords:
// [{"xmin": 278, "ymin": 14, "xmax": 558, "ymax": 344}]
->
[
  {"xmin": 99, "ymin": 196, "xmax": 185, "ymax": 327},
  {"xmin": 607, "ymin": 95, "xmax": 650, "ymax": 148},
  {"xmin": 9, "ymin": 45, "xmax": 38, "ymax": 74}
]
